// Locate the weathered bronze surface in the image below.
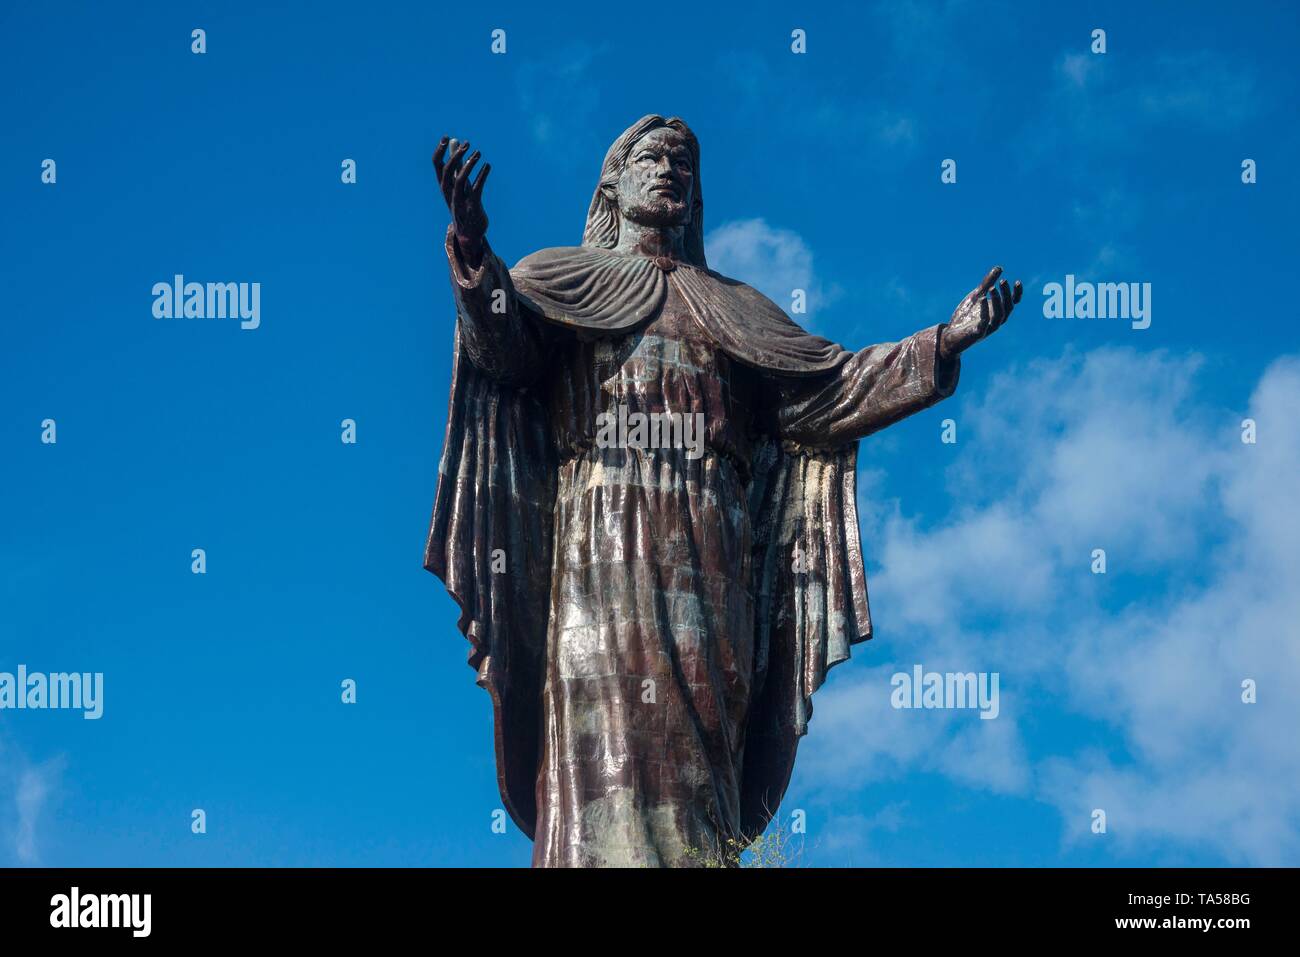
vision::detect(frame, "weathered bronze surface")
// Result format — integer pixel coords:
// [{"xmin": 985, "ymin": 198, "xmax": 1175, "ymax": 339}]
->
[{"xmin": 424, "ymin": 115, "xmax": 1021, "ymax": 867}]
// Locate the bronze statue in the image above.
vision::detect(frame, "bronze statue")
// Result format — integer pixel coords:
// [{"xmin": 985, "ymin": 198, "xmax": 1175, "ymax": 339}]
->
[{"xmin": 424, "ymin": 115, "xmax": 1021, "ymax": 867}]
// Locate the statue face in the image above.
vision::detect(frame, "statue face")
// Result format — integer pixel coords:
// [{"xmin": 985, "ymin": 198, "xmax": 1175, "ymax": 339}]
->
[{"xmin": 615, "ymin": 127, "xmax": 695, "ymax": 229}]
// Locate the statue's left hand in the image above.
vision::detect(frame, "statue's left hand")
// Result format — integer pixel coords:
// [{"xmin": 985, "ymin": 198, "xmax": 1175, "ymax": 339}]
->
[{"xmin": 940, "ymin": 266, "xmax": 1022, "ymax": 360}]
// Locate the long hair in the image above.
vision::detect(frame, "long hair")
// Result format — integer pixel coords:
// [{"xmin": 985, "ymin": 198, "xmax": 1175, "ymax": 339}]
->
[{"xmin": 582, "ymin": 114, "xmax": 707, "ymax": 269}]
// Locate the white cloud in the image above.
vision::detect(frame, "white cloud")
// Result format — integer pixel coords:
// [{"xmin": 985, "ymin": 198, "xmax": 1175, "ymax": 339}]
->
[
  {"xmin": 1043, "ymin": 358, "xmax": 1300, "ymax": 863},
  {"xmin": 706, "ymin": 218, "xmax": 837, "ymax": 321},
  {"xmin": 801, "ymin": 663, "xmax": 1032, "ymax": 796},
  {"xmin": 796, "ymin": 347, "xmax": 1300, "ymax": 864}
]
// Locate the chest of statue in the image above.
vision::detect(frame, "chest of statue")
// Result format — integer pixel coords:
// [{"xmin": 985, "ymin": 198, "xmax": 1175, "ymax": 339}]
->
[{"xmin": 542, "ymin": 287, "xmax": 761, "ymax": 473}]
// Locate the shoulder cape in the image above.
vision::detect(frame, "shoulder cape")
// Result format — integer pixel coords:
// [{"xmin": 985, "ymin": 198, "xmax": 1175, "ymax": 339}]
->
[
  {"xmin": 424, "ymin": 245, "xmax": 873, "ymax": 842},
  {"xmin": 507, "ymin": 245, "xmax": 851, "ymax": 376}
]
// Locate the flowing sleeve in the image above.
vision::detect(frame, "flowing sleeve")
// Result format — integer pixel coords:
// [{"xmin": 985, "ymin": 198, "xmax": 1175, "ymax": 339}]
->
[
  {"xmin": 771, "ymin": 324, "xmax": 960, "ymax": 445},
  {"xmin": 445, "ymin": 225, "xmax": 550, "ymax": 387},
  {"xmin": 423, "ymin": 324, "xmax": 557, "ymax": 838},
  {"xmin": 737, "ymin": 324, "xmax": 959, "ymax": 841},
  {"xmin": 425, "ymin": 230, "xmax": 562, "ymax": 837}
]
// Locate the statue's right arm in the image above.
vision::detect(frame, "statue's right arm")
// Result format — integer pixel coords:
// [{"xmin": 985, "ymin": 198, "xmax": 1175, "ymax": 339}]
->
[
  {"xmin": 446, "ymin": 226, "xmax": 548, "ymax": 387},
  {"xmin": 435, "ymin": 135, "xmax": 547, "ymax": 387}
]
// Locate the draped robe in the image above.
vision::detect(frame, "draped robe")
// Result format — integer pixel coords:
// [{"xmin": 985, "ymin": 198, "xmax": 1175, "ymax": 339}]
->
[{"xmin": 425, "ymin": 227, "xmax": 959, "ymax": 866}]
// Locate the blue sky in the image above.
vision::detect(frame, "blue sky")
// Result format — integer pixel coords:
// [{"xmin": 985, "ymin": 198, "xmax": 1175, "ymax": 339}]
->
[{"xmin": 1, "ymin": 0, "xmax": 1297, "ymax": 866}]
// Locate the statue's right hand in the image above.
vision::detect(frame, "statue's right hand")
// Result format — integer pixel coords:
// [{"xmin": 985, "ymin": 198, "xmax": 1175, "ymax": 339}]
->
[{"xmin": 433, "ymin": 136, "xmax": 491, "ymax": 268}]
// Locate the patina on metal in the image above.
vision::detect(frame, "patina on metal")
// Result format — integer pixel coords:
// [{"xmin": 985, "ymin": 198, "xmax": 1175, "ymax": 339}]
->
[{"xmin": 424, "ymin": 115, "xmax": 1021, "ymax": 867}]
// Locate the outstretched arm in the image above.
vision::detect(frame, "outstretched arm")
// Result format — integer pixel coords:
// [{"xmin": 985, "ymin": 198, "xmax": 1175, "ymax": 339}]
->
[
  {"xmin": 773, "ymin": 266, "xmax": 1022, "ymax": 446},
  {"xmin": 434, "ymin": 136, "xmax": 548, "ymax": 386}
]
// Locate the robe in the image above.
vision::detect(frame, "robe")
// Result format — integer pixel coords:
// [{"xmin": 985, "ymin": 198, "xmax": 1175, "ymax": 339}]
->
[{"xmin": 425, "ymin": 227, "xmax": 959, "ymax": 866}]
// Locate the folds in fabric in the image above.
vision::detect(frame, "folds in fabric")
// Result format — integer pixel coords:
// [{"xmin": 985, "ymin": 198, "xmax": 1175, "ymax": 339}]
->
[
  {"xmin": 740, "ymin": 436, "xmax": 872, "ymax": 840},
  {"xmin": 424, "ymin": 325, "xmax": 557, "ymax": 836},
  {"xmin": 512, "ymin": 245, "xmax": 851, "ymax": 375}
]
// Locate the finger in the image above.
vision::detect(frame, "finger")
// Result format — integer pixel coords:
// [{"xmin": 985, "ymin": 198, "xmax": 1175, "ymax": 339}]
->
[
  {"xmin": 457, "ymin": 150, "xmax": 481, "ymax": 188},
  {"xmin": 976, "ymin": 265, "xmax": 1003, "ymax": 299},
  {"xmin": 433, "ymin": 139, "xmax": 450, "ymax": 202},
  {"xmin": 452, "ymin": 157, "xmax": 467, "ymax": 209},
  {"xmin": 442, "ymin": 141, "xmax": 469, "ymax": 204},
  {"xmin": 1012, "ymin": 279, "xmax": 1023, "ymax": 305},
  {"xmin": 472, "ymin": 162, "xmax": 491, "ymax": 198},
  {"xmin": 978, "ymin": 295, "xmax": 991, "ymax": 335},
  {"xmin": 998, "ymin": 279, "xmax": 1013, "ymax": 325},
  {"xmin": 443, "ymin": 139, "xmax": 467, "ymax": 170},
  {"xmin": 433, "ymin": 135, "xmax": 449, "ymax": 176}
]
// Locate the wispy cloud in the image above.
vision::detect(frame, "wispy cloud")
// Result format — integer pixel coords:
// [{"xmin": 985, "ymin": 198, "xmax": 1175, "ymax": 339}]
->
[
  {"xmin": 514, "ymin": 42, "xmax": 610, "ymax": 163},
  {"xmin": 816, "ymin": 803, "xmax": 909, "ymax": 864},
  {"xmin": 1024, "ymin": 44, "xmax": 1263, "ymax": 272},
  {"xmin": 1036, "ymin": 45, "xmax": 1263, "ymax": 164},
  {"xmin": 797, "ymin": 347, "xmax": 1300, "ymax": 864},
  {"xmin": 0, "ymin": 738, "xmax": 65, "ymax": 865},
  {"xmin": 1058, "ymin": 52, "xmax": 1098, "ymax": 91},
  {"xmin": 1134, "ymin": 52, "xmax": 1263, "ymax": 129},
  {"xmin": 16, "ymin": 761, "xmax": 62, "ymax": 863}
]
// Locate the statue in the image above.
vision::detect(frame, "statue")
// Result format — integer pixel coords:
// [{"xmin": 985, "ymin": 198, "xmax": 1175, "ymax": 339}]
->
[{"xmin": 424, "ymin": 115, "xmax": 1022, "ymax": 867}]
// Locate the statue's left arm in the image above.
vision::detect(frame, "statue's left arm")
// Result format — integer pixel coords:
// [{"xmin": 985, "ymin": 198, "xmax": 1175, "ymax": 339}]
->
[{"xmin": 772, "ymin": 267, "xmax": 1021, "ymax": 445}]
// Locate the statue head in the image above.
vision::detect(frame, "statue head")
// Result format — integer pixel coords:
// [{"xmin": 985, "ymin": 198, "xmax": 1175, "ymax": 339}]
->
[{"xmin": 583, "ymin": 115, "xmax": 707, "ymax": 268}]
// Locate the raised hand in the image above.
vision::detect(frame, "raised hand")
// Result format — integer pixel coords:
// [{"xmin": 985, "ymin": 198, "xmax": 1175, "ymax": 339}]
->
[
  {"xmin": 940, "ymin": 265, "xmax": 1023, "ymax": 360},
  {"xmin": 433, "ymin": 136, "xmax": 491, "ymax": 268}
]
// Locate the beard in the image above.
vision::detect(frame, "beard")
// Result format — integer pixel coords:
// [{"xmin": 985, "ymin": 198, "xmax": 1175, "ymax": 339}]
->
[{"xmin": 620, "ymin": 195, "xmax": 690, "ymax": 228}]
